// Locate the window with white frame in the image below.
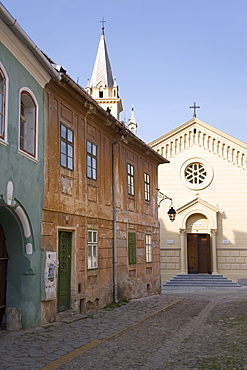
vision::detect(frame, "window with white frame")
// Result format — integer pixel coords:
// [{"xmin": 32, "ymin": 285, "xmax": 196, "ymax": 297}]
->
[
  {"xmin": 60, "ymin": 124, "xmax": 74, "ymax": 170},
  {"xmin": 144, "ymin": 172, "xmax": 150, "ymax": 201},
  {"xmin": 127, "ymin": 163, "xmax": 134, "ymax": 196},
  {"xmin": 0, "ymin": 66, "xmax": 7, "ymax": 141},
  {"xmin": 87, "ymin": 229, "xmax": 98, "ymax": 269},
  {"xmin": 145, "ymin": 234, "xmax": 152, "ymax": 263},
  {"xmin": 19, "ymin": 90, "xmax": 37, "ymax": 157},
  {"xmin": 86, "ymin": 140, "xmax": 97, "ymax": 180}
]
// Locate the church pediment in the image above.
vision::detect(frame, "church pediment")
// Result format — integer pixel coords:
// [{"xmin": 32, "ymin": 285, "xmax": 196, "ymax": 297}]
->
[
  {"xmin": 177, "ymin": 196, "xmax": 219, "ymax": 214},
  {"xmin": 150, "ymin": 118, "xmax": 247, "ymax": 170},
  {"xmin": 176, "ymin": 196, "xmax": 218, "ymax": 230}
]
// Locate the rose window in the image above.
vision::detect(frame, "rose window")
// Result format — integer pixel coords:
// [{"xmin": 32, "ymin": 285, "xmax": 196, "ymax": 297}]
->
[{"xmin": 185, "ymin": 163, "xmax": 207, "ymax": 185}]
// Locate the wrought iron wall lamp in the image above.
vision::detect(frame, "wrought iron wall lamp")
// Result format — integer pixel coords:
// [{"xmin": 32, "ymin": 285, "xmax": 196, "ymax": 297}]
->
[{"xmin": 157, "ymin": 190, "xmax": 176, "ymax": 222}]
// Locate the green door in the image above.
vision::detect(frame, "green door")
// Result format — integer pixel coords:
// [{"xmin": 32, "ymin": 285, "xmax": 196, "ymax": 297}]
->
[{"xmin": 57, "ymin": 231, "xmax": 72, "ymax": 312}]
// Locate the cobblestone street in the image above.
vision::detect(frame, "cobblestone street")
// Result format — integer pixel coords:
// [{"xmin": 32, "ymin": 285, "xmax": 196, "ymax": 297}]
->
[{"xmin": 1, "ymin": 288, "xmax": 247, "ymax": 369}]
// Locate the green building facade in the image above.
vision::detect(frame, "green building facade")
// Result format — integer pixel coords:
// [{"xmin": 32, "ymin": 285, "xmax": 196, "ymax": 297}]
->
[{"xmin": 0, "ymin": 5, "xmax": 59, "ymax": 329}]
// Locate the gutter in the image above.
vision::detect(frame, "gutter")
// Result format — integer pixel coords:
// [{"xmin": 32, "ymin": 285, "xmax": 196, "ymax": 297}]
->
[
  {"xmin": 0, "ymin": 3, "xmax": 61, "ymax": 82},
  {"xmin": 61, "ymin": 74, "xmax": 167, "ymax": 164}
]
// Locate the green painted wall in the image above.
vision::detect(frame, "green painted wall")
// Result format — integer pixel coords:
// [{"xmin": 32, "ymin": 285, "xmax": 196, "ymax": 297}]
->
[{"xmin": 0, "ymin": 42, "xmax": 45, "ymax": 329}]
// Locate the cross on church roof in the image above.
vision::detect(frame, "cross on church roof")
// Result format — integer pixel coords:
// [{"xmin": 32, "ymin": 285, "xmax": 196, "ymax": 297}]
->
[
  {"xmin": 100, "ymin": 17, "xmax": 106, "ymax": 35},
  {"xmin": 189, "ymin": 102, "xmax": 200, "ymax": 118}
]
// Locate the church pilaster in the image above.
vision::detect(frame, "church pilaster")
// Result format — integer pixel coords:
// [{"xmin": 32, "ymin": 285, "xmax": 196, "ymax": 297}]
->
[
  {"xmin": 179, "ymin": 228, "xmax": 187, "ymax": 274},
  {"xmin": 210, "ymin": 229, "xmax": 218, "ymax": 275}
]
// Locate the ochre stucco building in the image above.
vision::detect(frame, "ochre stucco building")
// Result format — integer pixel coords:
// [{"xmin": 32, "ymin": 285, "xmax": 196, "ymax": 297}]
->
[{"xmin": 41, "ymin": 28, "xmax": 166, "ymax": 324}]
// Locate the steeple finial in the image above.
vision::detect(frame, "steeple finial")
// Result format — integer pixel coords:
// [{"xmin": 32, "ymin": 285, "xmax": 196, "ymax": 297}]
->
[{"xmin": 100, "ymin": 17, "xmax": 106, "ymax": 35}]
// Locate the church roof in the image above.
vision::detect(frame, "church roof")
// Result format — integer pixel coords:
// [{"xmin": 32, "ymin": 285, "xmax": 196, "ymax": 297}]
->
[
  {"xmin": 149, "ymin": 117, "xmax": 247, "ymax": 170},
  {"xmin": 89, "ymin": 31, "xmax": 114, "ymax": 88},
  {"xmin": 149, "ymin": 117, "xmax": 247, "ymax": 151}
]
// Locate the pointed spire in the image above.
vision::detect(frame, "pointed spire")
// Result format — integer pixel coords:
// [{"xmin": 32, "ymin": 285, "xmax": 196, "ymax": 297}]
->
[
  {"xmin": 130, "ymin": 106, "xmax": 136, "ymax": 124},
  {"xmin": 89, "ymin": 20, "xmax": 114, "ymax": 89},
  {"xmin": 86, "ymin": 20, "xmax": 123, "ymax": 120},
  {"xmin": 128, "ymin": 106, "xmax": 137, "ymax": 135}
]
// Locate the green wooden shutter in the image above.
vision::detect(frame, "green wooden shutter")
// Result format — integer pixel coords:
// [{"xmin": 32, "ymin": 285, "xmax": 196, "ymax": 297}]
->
[{"xmin": 128, "ymin": 232, "xmax": 136, "ymax": 265}]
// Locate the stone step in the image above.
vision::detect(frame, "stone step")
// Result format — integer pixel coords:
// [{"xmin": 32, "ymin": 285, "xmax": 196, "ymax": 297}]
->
[
  {"xmin": 171, "ymin": 274, "xmax": 225, "ymax": 279},
  {"xmin": 163, "ymin": 274, "xmax": 241, "ymax": 287},
  {"xmin": 166, "ymin": 280, "xmax": 237, "ymax": 285}
]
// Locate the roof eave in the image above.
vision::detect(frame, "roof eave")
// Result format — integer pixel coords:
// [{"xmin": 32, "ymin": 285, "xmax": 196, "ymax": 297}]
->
[
  {"xmin": 0, "ymin": 3, "xmax": 61, "ymax": 82},
  {"xmin": 61, "ymin": 73, "xmax": 167, "ymax": 165}
]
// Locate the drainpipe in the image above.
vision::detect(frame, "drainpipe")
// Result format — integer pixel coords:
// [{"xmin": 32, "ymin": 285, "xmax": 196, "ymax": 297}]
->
[{"xmin": 112, "ymin": 134, "xmax": 126, "ymax": 303}]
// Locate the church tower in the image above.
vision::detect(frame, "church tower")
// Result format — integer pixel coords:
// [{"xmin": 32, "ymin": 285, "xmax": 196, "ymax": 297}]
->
[
  {"xmin": 128, "ymin": 106, "xmax": 137, "ymax": 135},
  {"xmin": 86, "ymin": 20, "xmax": 123, "ymax": 120}
]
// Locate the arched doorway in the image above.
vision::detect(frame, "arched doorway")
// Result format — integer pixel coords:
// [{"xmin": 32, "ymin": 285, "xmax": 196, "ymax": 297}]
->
[
  {"xmin": 0, "ymin": 202, "xmax": 41, "ymax": 330},
  {"xmin": 186, "ymin": 213, "xmax": 211, "ymax": 274},
  {"xmin": 0, "ymin": 224, "xmax": 8, "ymax": 327},
  {"xmin": 177, "ymin": 197, "xmax": 218, "ymax": 275}
]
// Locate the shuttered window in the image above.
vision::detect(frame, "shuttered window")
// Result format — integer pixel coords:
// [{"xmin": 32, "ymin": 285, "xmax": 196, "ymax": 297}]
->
[{"xmin": 128, "ymin": 232, "xmax": 136, "ymax": 265}]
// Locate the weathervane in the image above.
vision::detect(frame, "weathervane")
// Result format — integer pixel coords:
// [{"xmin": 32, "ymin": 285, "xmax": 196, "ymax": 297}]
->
[{"xmin": 189, "ymin": 102, "xmax": 200, "ymax": 118}]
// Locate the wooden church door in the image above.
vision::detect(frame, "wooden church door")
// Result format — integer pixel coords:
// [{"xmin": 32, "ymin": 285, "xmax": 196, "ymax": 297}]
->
[
  {"xmin": 0, "ymin": 224, "xmax": 8, "ymax": 326},
  {"xmin": 187, "ymin": 234, "xmax": 211, "ymax": 274}
]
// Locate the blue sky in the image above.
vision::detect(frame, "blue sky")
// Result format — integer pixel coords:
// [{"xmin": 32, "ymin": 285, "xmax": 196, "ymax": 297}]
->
[{"xmin": 2, "ymin": 0, "xmax": 247, "ymax": 143}]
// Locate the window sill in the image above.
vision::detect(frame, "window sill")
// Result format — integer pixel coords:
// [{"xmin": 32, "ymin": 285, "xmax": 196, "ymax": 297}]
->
[
  {"xmin": 18, "ymin": 149, "xmax": 38, "ymax": 163},
  {"xmin": 60, "ymin": 166, "xmax": 74, "ymax": 178},
  {"xmin": 0, "ymin": 138, "xmax": 8, "ymax": 147},
  {"xmin": 128, "ymin": 264, "xmax": 136, "ymax": 270},
  {"xmin": 86, "ymin": 177, "xmax": 97, "ymax": 185},
  {"xmin": 87, "ymin": 269, "xmax": 98, "ymax": 276}
]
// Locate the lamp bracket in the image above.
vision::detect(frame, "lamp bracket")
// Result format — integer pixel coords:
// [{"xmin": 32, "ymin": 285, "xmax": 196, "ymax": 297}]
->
[{"xmin": 157, "ymin": 189, "xmax": 172, "ymax": 208}]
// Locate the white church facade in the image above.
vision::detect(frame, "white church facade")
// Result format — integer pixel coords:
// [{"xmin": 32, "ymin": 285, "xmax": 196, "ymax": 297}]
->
[{"xmin": 150, "ymin": 117, "xmax": 247, "ymax": 284}]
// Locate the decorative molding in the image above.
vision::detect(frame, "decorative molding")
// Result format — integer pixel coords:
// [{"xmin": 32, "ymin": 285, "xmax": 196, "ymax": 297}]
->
[{"xmin": 150, "ymin": 118, "xmax": 247, "ymax": 170}]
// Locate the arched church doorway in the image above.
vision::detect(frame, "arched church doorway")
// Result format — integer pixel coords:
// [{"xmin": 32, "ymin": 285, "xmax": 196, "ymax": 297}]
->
[
  {"xmin": 186, "ymin": 213, "xmax": 211, "ymax": 274},
  {"xmin": 0, "ymin": 224, "xmax": 8, "ymax": 327},
  {"xmin": 187, "ymin": 234, "xmax": 211, "ymax": 274}
]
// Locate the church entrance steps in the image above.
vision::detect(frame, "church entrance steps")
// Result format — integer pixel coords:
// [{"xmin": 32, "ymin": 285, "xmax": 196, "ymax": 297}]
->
[{"xmin": 162, "ymin": 274, "xmax": 241, "ymax": 288}]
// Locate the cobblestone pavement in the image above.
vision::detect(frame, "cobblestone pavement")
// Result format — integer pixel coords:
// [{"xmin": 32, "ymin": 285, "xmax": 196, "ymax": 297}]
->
[{"xmin": 1, "ymin": 287, "xmax": 247, "ymax": 369}]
